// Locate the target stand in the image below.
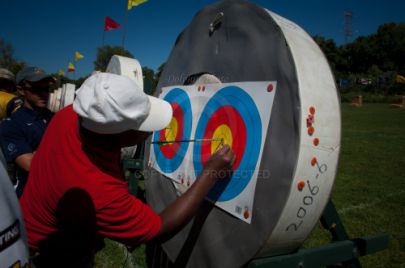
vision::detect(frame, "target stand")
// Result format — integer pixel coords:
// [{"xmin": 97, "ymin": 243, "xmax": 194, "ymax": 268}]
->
[
  {"xmin": 143, "ymin": 199, "xmax": 388, "ymax": 268},
  {"xmin": 248, "ymin": 200, "xmax": 388, "ymax": 268},
  {"xmin": 139, "ymin": 1, "xmax": 389, "ymax": 267}
]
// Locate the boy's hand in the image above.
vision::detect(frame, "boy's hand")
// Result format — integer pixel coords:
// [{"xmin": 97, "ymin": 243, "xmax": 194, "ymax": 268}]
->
[{"xmin": 202, "ymin": 144, "xmax": 236, "ymax": 180}]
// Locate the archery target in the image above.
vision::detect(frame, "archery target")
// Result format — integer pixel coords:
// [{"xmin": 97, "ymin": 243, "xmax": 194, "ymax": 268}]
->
[
  {"xmin": 106, "ymin": 55, "xmax": 143, "ymax": 91},
  {"xmin": 152, "ymin": 88, "xmax": 192, "ymax": 174},
  {"xmin": 144, "ymin": 1, "xmax": 341, "ymax": 267},
  {"xmin": 149, "ymin": 82, "xmax": 276, "ymax": 223},
  {"xmin": 193, "ymin": 86, "xmax": 261, "ymax": 202}
]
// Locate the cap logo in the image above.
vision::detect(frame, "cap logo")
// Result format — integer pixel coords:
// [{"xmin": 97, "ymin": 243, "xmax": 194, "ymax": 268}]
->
[{"xmin": 7, "ymin": 143, "xmax": 16, "ymax": 152}]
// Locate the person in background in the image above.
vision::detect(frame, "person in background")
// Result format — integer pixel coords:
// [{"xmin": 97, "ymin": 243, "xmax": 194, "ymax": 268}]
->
[
  {"xmin": 0, "ymin": 67, "xmax": 55, "ymax": 197},
  {"xmin": 20, "ymin": 72, "xmax": 235, "ymax": 267},
  {"xmin": 0, "ymin": 149, "xmax": 30, "ymax": 268},
  {"xmin": 0, "ymin": 68, "xmax": 23, "ymax": 119}
]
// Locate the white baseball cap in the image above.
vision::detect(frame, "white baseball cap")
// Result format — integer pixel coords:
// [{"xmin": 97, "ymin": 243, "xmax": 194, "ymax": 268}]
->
[{"xmin": 73, "ymin": 72, "xmax": 172, "ymax": 134}]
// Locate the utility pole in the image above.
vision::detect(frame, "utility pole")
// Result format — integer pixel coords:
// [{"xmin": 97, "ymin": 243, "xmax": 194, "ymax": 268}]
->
[{"xmin": 344, "ymin": 10, "xmax": 353, "ymax": 44}]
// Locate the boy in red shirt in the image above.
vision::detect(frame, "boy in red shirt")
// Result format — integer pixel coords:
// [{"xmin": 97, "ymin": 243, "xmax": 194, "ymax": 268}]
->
[{"xmin": 20, "ymin": 72, "xmax": 235, "ymax": 267}]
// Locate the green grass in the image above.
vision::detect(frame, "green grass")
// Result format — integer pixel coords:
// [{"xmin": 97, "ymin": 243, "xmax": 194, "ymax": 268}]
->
[
  {"xmin": 305, "ymin": 104, "xmax": 405, "ymax": 267},
  {"xmin": 95, "ymin": 103, "xmax": 405, "ymax": 267},
  {"xmin": 94, "ymin": 241, "xmax": 146, "ymax": 268}
]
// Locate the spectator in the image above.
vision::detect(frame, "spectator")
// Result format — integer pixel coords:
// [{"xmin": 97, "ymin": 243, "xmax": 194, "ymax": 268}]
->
[
  {"xmin": 0, "ymin": 68, "xmax": 17, "ymax": 93},
  {"xmin": 0, "ymin": 68, "xmax": 23, "ymax": 119},
  {"xmin": 20, "ymin": 72, "xmax": 235, "ymax": 267},
  {"xmin": 0, "ymin": 67, "xmax": 55, "ymax": 197}
]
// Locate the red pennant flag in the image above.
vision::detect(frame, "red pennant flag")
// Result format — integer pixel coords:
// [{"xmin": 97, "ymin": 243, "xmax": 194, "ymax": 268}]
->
[{"xmin": 104, "ymin": 16, "xmax": 120, "ymax": 31}]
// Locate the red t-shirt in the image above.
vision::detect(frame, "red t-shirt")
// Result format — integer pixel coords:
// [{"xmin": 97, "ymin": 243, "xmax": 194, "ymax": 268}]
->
[{"xmin": 20, "ymin": 105, "xmax": 161, "ymax": 251}]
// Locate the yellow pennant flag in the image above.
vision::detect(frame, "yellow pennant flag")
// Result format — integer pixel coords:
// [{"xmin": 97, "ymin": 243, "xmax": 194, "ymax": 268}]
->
[
  {"xmin": 58, "ymin": 69, "xmax": 65, "ymax": 76},
  {"xmin": 68, "ymin": 62, "xmax": 75, "ymax": 72},
  {"xmin": 128, "ymin": 0, "xmax": 148, "ymax": 10},
  {"xmin": 396, "ymin": 75, "xmax": 405, "ymax": 84},
  {"xmin": 74, "ymin": 51, "xmax": 84, "ymax": 62}
]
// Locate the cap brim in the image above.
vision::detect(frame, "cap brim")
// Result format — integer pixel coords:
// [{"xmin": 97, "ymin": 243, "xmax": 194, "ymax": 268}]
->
[
  {"xmin": 0, "ymin": 75, "xmax": 15, "ymax": 82},
  {"xmin": 138, "ymin": 96, "xmax": 173, "ymax": 132},
  {"xmin": 24, "ymin": 74, "xmax": 56, "ymax": 83}
]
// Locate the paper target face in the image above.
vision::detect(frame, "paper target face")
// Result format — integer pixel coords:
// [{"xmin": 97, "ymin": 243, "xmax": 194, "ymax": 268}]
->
[
  {"xmin": 152, "ymin": 88, "xmax": 192, "ymax": 173},
  {"xmin": 193, "ymin": 86, "xmax": 262, "ymax": 201},
  {"xmin": 146, "ymin": 2, "xmax": 342, "ymax": 266},
  {"xmin": 149, "ymin": 82, "xmax": 277, "ymax": 223}
]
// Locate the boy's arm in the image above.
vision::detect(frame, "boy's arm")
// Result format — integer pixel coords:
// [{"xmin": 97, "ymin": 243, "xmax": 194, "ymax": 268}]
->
[{"xmin": 156, "ymin": 145, "xmax": 235, "ymax": 241}]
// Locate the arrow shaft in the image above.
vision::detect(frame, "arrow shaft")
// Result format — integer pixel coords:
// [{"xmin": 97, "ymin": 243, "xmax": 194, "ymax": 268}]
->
[{"xmin": 151, "ymin": 138, "xmax": 223, "ymax": 145}]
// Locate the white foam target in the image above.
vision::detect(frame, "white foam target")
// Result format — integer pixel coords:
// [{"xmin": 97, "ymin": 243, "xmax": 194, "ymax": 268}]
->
[
  {"xmin": 143, "ymin": 1, "xmax": 341, "ymax": 267},
  {"xmin": 106, "ymin": 55, "xmax": 143, "ymax": 91}
]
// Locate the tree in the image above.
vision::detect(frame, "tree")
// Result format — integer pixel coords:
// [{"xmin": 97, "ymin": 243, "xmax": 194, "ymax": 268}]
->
[
  {"xmin": 142, "ymin": 66, "xmax": 155, "ymax": 82},
  {"xmin": 93, "ymin": 45, "xmax": 134, "ymax": 71},
  {"xmin": 142, "ymin": 66, "xmax": 156, "ymax": 95},
  {"xmin": 374, "ymin": 23, "xmax": 405, "ymax": 73},
  {"xmin": 0, "ymin": 37, "xmax": 26, "ymax": 74},
  {"xmin": 341, "ymin": 23, "xmax": 405, "ymax": 74},
  {"xmin": 313, "ymin": 36, "xmax": 339, "ymax": 65},
  {"xmin": 0, "ymin": 37, "xmax": 14, "ymax": 67},
  {"xmin": 156, "ymin": 63, "xmax": 165, "ymax": 81},
  {"xmin": 343, "ymin": 35, "xmax": 378, "ymax": 74}
]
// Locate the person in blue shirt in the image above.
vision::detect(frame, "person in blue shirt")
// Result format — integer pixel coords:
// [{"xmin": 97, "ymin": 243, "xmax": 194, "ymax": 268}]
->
[
  {"xmin": 0, "ymin": 67, "xmax": 55, "ymax": 197},
  {"xmin": 0, "ymin": 68, "xmax": 23, "ymax": 120}
]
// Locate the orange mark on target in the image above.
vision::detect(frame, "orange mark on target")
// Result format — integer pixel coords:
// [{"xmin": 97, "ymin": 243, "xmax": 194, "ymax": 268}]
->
[
  {"xmin": 309, "ymin": 106, "xmax": 315, "ymax": 115},
  {"xmin": 313, "ymin": 138, "xmax": 319, "ymax": 146},
  {"xmin": 244, "ymin": 210, "xmax": 250, "ymax": 219},
  {"xmin": 267, "ymin": 84, "xmax": 274, "ymax": 92},
  {"xmin": 297, "ymin": 180, "xmax": 306, "ymax": 191},
  {"xmin": 308, "ymin": 126, "xmax": 315, "ymax": 136},
  {"xmin": 311, "ymin": 157, "xmax": 317, "ymax": 166}
]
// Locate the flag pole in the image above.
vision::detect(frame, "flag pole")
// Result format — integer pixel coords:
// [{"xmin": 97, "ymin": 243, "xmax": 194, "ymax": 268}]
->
[
  {"xmin": 102, "ymin": 28, "xmax": 106, "ymax": 46},
  {"xmin": 122, "ymin": 1, "xmax": 129, "ymax": 48},
  {"xmin": 72, "ymin": 59, "xmax": 76, "ymax": 81},
  {"xmin": 67, "ymin": 58, "xmax": 71, "ymax": 81},
  {"xmin": 57, "ymin": 73, "xmax": 61, "ymax": 88}
]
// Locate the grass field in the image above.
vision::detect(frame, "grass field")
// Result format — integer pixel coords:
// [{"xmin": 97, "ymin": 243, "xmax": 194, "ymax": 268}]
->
[
  {"xmin": 95, "ymin": 103, "xmax": 405, "ymax": 268},
  {"xmin": 304, "ymin": 104, "xmax": 405, "ymax": 267}
]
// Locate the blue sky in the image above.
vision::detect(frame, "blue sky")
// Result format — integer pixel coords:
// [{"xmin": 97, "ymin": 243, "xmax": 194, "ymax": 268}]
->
[{"xmin": 1, "ymin": 0, "xmax": 404, "ymax": 78}]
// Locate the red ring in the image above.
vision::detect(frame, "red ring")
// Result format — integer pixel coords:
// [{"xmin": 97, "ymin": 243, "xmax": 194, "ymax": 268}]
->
[
  {"xmin": 201, "ymin": 106, "xmax": 246, "ymax": 171},
  {"xmin": 159, "ymin": 102, "xmax": 184, "ymax": 158}
]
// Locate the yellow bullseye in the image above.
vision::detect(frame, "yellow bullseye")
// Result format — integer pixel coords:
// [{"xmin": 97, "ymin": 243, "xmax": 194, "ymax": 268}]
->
[
  {"xmin": 211, "ymin": 124, "xmax": 233, "ymax": 154},
  {"xmin": 165, "ymin": 117, "xmax": 178, "ymax": 142}
]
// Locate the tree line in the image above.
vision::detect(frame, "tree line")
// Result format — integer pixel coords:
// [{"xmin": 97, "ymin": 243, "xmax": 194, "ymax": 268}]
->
[
  {"xmin": 1, "ymin": 22, "xmax": 404, "ymax": 96},
  {"xmin": 313, "ymin": 22, "xmax": 405, "ymax": 95}
]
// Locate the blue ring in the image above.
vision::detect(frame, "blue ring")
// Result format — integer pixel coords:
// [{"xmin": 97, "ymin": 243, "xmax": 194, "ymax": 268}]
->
[
  {"xmin": 193, "ymin": 86, "xmax": 262, "ymax": 201},
  {"xmin": 153, "ymin": 88, "xmax": 192, "ymax": 173}
]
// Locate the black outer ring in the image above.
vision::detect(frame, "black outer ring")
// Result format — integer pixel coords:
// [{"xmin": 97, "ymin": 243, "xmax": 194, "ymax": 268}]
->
[{"xmin": 144, "ymin": 1, "xmax": 300, "ymax": 267}]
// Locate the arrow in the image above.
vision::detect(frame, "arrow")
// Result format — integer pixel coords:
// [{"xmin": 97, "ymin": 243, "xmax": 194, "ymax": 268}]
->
[{"xmin": 151, "ymin": 138, "xmax": 223, "ymax": 146}]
